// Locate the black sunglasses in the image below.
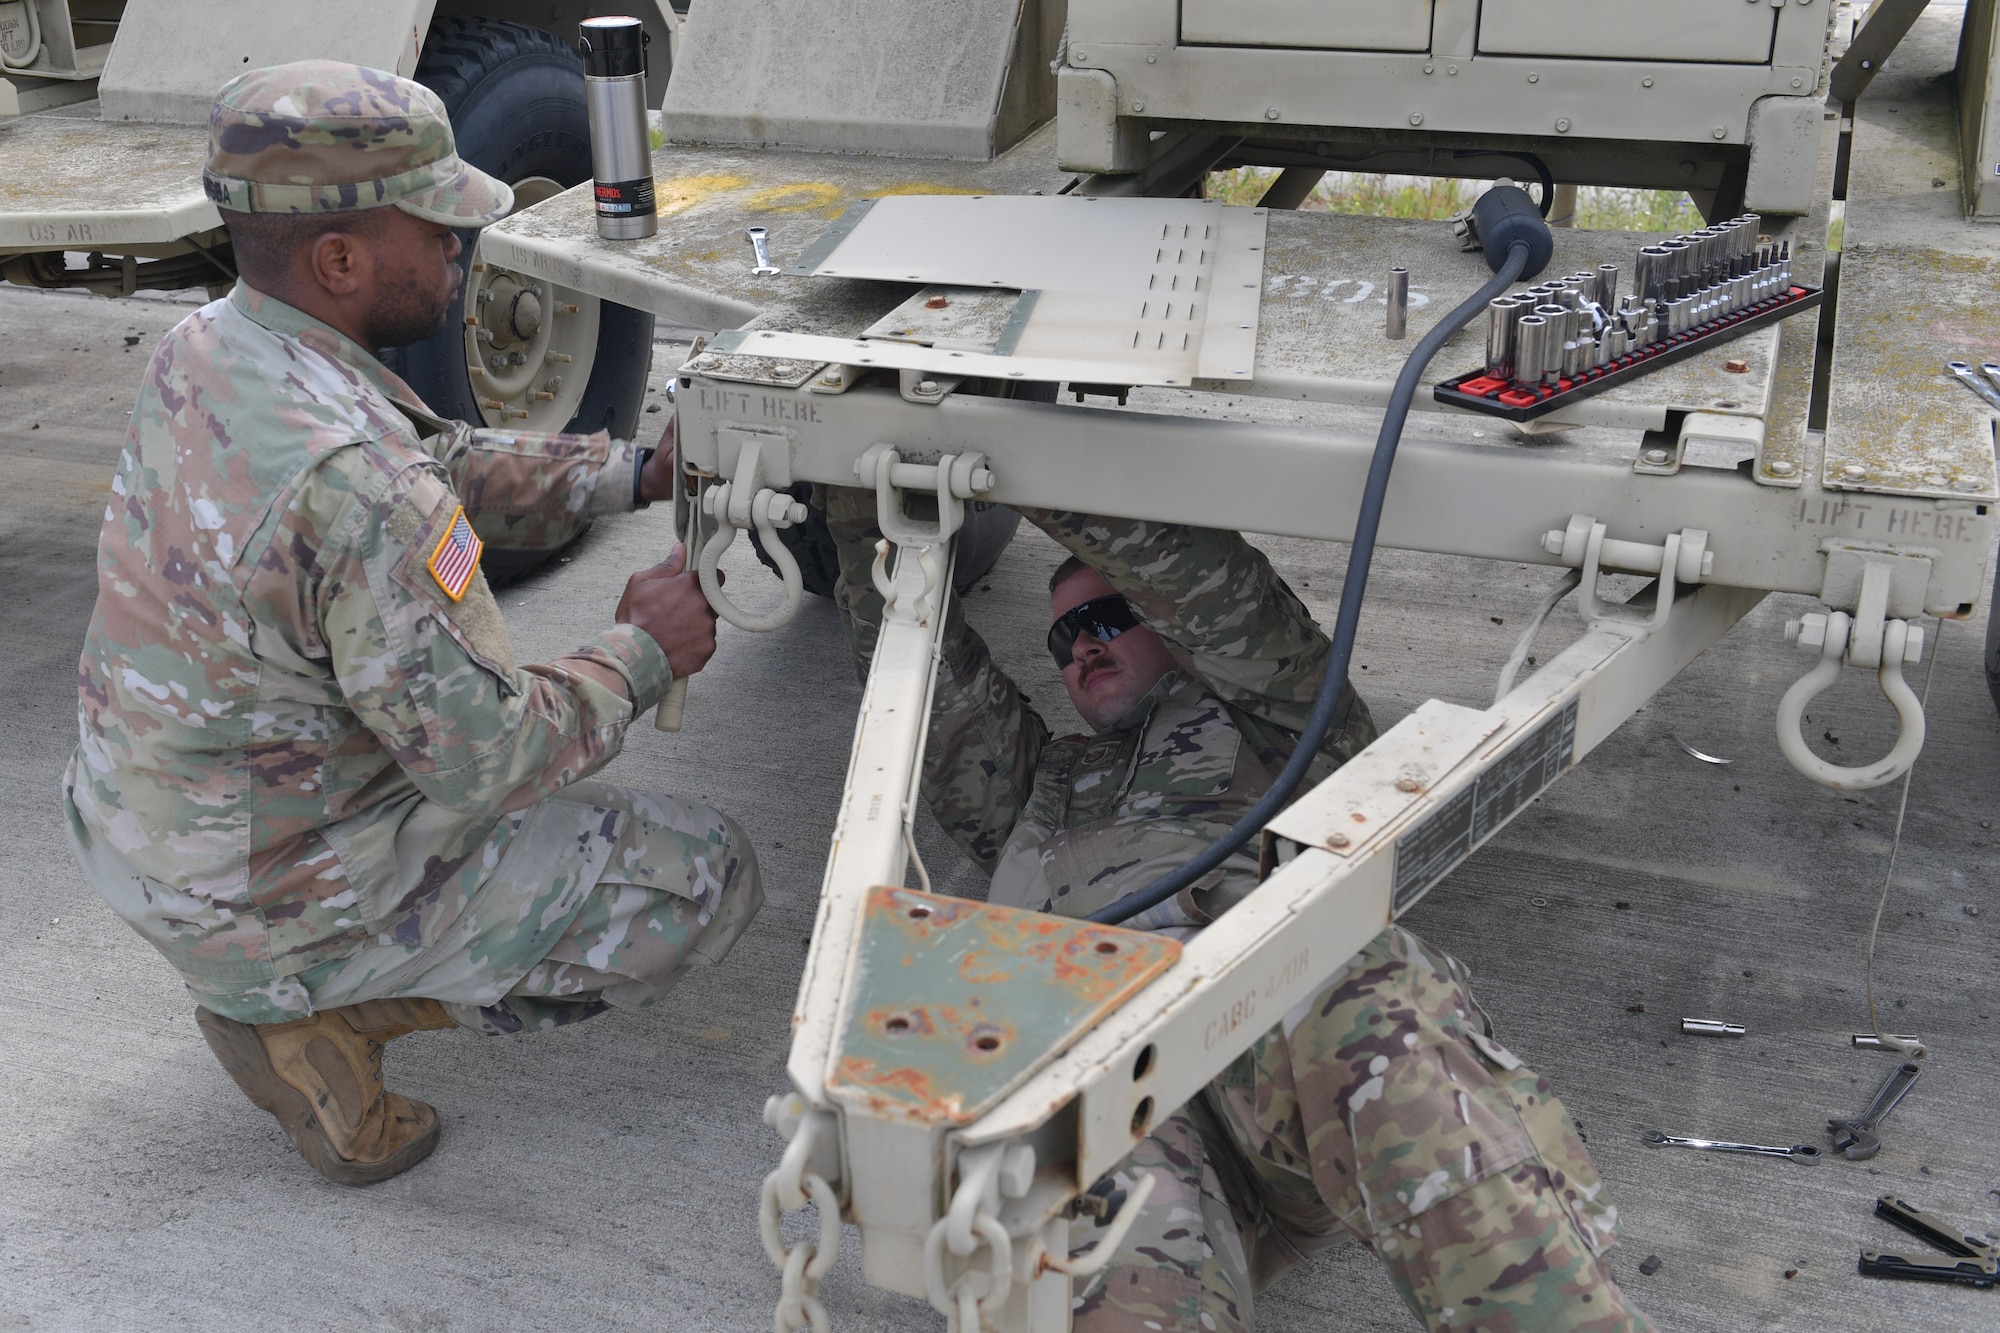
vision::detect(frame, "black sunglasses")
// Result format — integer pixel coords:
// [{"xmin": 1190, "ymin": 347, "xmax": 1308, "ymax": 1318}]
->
[{"xmin": 1047, "ymin": 594, "xmax": 1143, "ymax": 668}]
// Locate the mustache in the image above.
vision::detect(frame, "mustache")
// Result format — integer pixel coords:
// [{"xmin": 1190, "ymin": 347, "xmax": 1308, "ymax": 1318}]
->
[{"xmin": 1075, "ymin": 659, "xmax": 1115, "ymax": 689}]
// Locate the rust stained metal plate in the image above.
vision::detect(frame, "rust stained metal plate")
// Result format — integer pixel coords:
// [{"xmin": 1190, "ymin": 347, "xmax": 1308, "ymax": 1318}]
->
[{"xmin": 825, "ymin": 886, "xmax": 1180, "ymax": 1127}]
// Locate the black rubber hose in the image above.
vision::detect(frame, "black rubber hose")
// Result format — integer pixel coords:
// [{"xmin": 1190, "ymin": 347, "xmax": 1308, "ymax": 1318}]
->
[
  {"xmin": 1089, "ymin": 237, "xmax": 1539, "ymax": 926},
  {"xmin": 1451, "ymin": 150, "xmax": 1556, "ymax": 217}
]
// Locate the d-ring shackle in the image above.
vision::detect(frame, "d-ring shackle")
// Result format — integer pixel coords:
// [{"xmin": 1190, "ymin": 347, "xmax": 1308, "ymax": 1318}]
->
[{"xmin": 1775, "ymin": 612, "xmax": 1927, "ymax": 790}]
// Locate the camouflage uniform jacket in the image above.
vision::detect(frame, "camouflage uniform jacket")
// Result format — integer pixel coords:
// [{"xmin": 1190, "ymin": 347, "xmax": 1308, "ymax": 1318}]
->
[
  {"xmin": 63, "ymin": 282, "xmax": 667, "ymax": 1015},
  {"xmin": 828, "ymin": 499, "xmax": 1375, "ymax": 932}
]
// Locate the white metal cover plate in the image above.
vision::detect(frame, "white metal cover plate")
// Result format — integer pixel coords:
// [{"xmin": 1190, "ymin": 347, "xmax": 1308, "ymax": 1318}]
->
[
  {"xmin": 788, "ymin": 194, "xmax": 1268, "ymax": 383},
  {"xmin": 1182, "ymin": 0, "xmax": 1435, "ymax": 52},
  {"xmin": 1265, "ymin": 700, "xmax": 1502, "ymax": 856}
]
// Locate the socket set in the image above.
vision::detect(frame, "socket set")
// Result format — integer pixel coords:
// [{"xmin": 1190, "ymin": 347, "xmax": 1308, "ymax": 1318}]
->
[{"xmin": 1434, "ymin": 215, "xmax": 1822, "ymax": 422}]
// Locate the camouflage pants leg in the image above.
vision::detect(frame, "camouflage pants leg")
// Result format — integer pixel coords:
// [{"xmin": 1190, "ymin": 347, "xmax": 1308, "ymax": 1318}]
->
[
  {"xmin": 1213, "ymin": 925, "xmax": 1655, "ymax": 1333},
  {"xmin": 1077, "ymin": 926, "xmax": 1653, "ymax": 1331},
  {"xmin": 299, "ymin": 781, "xmax": 761, "ymax": 1035},
  {"xmin": 1070, "ymin": 1111, "xmax": 1257, "ymax": 1333}
]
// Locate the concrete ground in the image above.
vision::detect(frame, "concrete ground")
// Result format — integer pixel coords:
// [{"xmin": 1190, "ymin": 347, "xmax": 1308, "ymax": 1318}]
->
[{"xmin": 2, "ymin": 283, "xmax": 1995, "ymax": 1332}]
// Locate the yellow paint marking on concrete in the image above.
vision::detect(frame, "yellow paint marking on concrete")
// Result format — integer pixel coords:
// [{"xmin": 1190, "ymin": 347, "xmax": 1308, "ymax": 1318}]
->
[
  {"xmin": 656, "ymin": 174, "xmax": 753, "ymax": 218},
  {"xmin": 745, "ymin": 181, "xmax": 845, "ymax": 215}
]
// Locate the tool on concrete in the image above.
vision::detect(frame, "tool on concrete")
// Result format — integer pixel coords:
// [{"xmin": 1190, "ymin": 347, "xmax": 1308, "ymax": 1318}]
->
[
  {"xmin": 747, "ymin": 227, "xmax": 781, "ymax": 275},
  {"xmin": 1946, "ymin": 360, "xmax": 2000, "ymax": 411},
  {"xmin": 1859, "ymin": 1194, "xmax": 1999, "ymax": 1288},
  {"xmin": 1851, "ymin": 1033, "xmax": 1925, "ymax": 1052},
  {"xmin": 1386, "ymin": 266, "xmax": 1408, "ymax": 340},
  {"xmin": 1674, "ymin": 737, "xmax": 1733, "ymax": 765},
  {"xmin": 1829, "ymin": 1059, "xmax": 1922, "ymax": 1160},
  {"xmin": 1680, "ymin": 1018, "xmax": 1746, "ymax": 1038},
  {"xmin": 1642, "ymin": 1130, "xmax": 1822, "ymax": 1162}
]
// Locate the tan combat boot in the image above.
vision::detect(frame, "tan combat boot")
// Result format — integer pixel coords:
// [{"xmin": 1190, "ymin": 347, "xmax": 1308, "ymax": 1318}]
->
[{"xmin": 195, "ymin": 997, "xmax": 456, "ymax": 1185}]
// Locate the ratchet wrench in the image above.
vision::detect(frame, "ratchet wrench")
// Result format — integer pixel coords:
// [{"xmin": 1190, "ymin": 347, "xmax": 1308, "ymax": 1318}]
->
[{"xmin": 1643, "ymin": 1129, "xmax": 1823, "ymax": 1163}]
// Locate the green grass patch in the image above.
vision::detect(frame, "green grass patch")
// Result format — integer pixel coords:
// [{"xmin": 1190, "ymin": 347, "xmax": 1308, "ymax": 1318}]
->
[{"xmin": 1207, "ymin": 167, "xmax": 1705, "ymax": 234}]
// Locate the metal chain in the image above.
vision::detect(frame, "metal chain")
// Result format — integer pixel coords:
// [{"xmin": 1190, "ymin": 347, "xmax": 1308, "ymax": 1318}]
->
[
  {"xmin": 923, "ymin": 1209, "xmax": 1013, "ymax": 1330},
  {"xmin": 761, "ymin": 1168, "xmax": 840, "ymax": 1332}
]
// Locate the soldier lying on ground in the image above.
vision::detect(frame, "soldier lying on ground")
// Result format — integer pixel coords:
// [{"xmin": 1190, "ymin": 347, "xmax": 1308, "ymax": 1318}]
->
[
  {"xmin": 62, "ymin": 62, "xmax": 761, "ymax": 1186},
  {"xmin": 825, "ymin": 492, "xmax": 1652, "ymax": 1332}
]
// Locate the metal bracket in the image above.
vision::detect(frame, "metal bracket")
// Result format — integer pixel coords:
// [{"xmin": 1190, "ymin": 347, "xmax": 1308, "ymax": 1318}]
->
[
  {"xmin": 1541, "ymin": 514, "xmax": 1712, "ymax": 636},
  {"xmin": 899, "ymin": 368, "xmax": 964, "ymax": 404}
]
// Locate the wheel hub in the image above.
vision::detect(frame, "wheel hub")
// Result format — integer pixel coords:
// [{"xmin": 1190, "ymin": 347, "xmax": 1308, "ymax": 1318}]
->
[{"xmin": 460, "ymin": 175, "xmax": 602, "ymax": 430}]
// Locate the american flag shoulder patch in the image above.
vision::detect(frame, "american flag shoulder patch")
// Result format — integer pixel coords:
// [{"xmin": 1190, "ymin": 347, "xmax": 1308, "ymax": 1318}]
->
[{"xmin": 426, "ymin": 505, "xmax": 483, "ymax": 601}]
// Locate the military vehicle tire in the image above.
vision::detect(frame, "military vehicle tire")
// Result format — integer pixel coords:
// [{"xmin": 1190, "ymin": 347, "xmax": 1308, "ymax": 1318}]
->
[{"xmin": 381, "ymin": 17, "xmax": 656, "ymax": 586}]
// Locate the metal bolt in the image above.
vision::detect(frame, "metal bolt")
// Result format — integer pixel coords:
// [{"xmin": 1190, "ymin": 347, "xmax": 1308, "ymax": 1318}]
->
[
  {"xmin": 1713, "ymin": 127, "xmax": 1728, "ymax": 139},
  {"xmin": 1410, "ymin": 113, "xmax": 1424, "ymax": 125},
  {"xmin": 1768, "ymin": 460, "xmax": 1797, "ymax": 477},
  {"xmin": 1556, "ymin": 117, "xmax": 1571, "ymax": 133},
  {"xmin": 1394, "ymin": 777, "xmax": 1424, "ymax": 793},
  {"xmin": 1792, "ymin": 77, "xmax": 1804, "ymax": 88},
  {"xmin": 924, "ymin": 295, "xmax": 949, "ymax": 309},
  {"xmin": 918, "ymin": 379, "xmax": 940, "ymax": 395},
  {"xmin": 818, "ymin": 371, "xmax": 844, "ymax": 387},
  {"xmin": 1955, "ymin": 478, "xmax": 1984, "ymax": 491},
  {"xmin": 1842, "ymin": 463, "xmax": 1868, "ymax": 481},
  {"xmin": 1447, "ymin": 64, "xmax": 1458, "ymax": 75},
  {"xmin": 1327, "ymin": 832, "xmax": 1351, "ymax": 849},
  {"xmin": 1146, "ymin": 52, "xmax": 1157, "ymax": 63},
  {"xmin": 1643, "ymin": 448, "xmax": 1671, "ymax": 465},
  {"xmin": 1265, "ymin": 107, "xmax": 1281, "ymax": 120},
  {"xmin": 1643, "ymin": 77, "xmax": 1655, "ymax": 88},
  {"xmin": 1528, "ymin": 72, "xmax": 1540, "ymax": 83},
  {"xmin": 488, "ymin": 355, "xmax": 506, "ymax": 370},
  {"xmin": 1725, "ymin": 359, "xmax": 1749, "ymax": 373},
  {"xmin": 1133, "ymin": 102, "xmax": 1145, "ymax": 112},
  {"xmin": 1424, "ymin": 64, "xmax": 1434, "ymax": 75},
  {"xmin": 1072, "ymin": 48, "xmax": 1087, "ymax": 61}
]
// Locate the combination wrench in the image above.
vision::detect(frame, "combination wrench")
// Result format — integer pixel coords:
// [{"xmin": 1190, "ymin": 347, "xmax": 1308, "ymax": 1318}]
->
[
  {"xmin": 1945, "ymin": 361, "xmax": 2000, "ymax": 411},
  {"xmin": 1642, "ymin": 1130, "xmax": 1823, "ymax": 1163},
  {"xmin": 1829, "ymin": 1060, "xmax": 1922, "ymax": 1161},
  {"xmin": 746, "ymin": 226, "xmax": 781, "ymax": 276}
]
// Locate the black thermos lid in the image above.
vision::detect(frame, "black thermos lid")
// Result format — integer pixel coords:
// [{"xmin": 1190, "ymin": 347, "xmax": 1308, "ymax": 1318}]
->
[{"xmin": 579, "ymin": 16, "xmax": 648, "ymax": 78}]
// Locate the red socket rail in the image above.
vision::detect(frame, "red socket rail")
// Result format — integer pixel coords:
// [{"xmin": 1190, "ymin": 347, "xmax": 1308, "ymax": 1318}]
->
[{"xmin": 1434, "ymin": 284, "xmax": 1822, "ymax": 423}]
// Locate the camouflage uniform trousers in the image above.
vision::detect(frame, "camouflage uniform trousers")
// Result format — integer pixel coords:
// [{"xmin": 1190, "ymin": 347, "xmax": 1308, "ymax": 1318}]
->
[
  {"xmin": 283, "ymin": 780, "xmax": 762, "ymax": 1036},
  {"xmin": 1073, "ymin": 927, "xmax": 1654, "ymax": 1333}
]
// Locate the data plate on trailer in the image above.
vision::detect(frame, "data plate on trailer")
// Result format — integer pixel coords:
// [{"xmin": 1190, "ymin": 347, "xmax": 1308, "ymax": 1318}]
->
[
  {"xmin": 1391, "ymin": 699, "xmax": 1579, "ymax": 915},
  {"xmin": 1434, "ymin": 286, "xmax": 1821, "ymax": 422}
]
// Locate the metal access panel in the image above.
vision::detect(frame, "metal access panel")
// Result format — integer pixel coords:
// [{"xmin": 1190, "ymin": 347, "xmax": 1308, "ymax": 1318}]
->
[
  {"xmin": 1181, "ymin": 0, "xmax": 1435, "ymax": 52},
  {"xmin": 1479, "ymin": 0, "xmax": 1779, "ymax": 65},
  {"xmin": 784, "ymin": 193, "xmax": 1267, "ymax": 384}
]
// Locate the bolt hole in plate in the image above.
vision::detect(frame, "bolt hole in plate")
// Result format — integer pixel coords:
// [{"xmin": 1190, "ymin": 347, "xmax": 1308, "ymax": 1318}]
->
[
  {"xmin": 1131, "ymin": 1096, "xmax": 1155, "ymax": 1138},
  {"xmin": 827, "ymin": 887, "xmax": 1180, "ymax": 1127},
  {"xmin": 463, "ymin": 175, "xmax": 599, "ymax": 430},
  {"xmin": 1132, "ymin": 1043, "xmax": 1156, "ymax": 1081}
]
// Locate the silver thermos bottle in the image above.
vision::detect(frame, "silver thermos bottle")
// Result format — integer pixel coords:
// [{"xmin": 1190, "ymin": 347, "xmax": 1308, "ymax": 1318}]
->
[{"xmin": 579, "ymin": 16, "xmax": 658, "ymax": 240}]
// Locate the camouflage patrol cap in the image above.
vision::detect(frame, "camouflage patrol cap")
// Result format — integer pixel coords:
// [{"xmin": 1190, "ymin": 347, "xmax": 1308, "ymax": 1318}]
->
[{"xmin": 203, "ymin": 60, "xmax": 513, "ymax": 226}]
